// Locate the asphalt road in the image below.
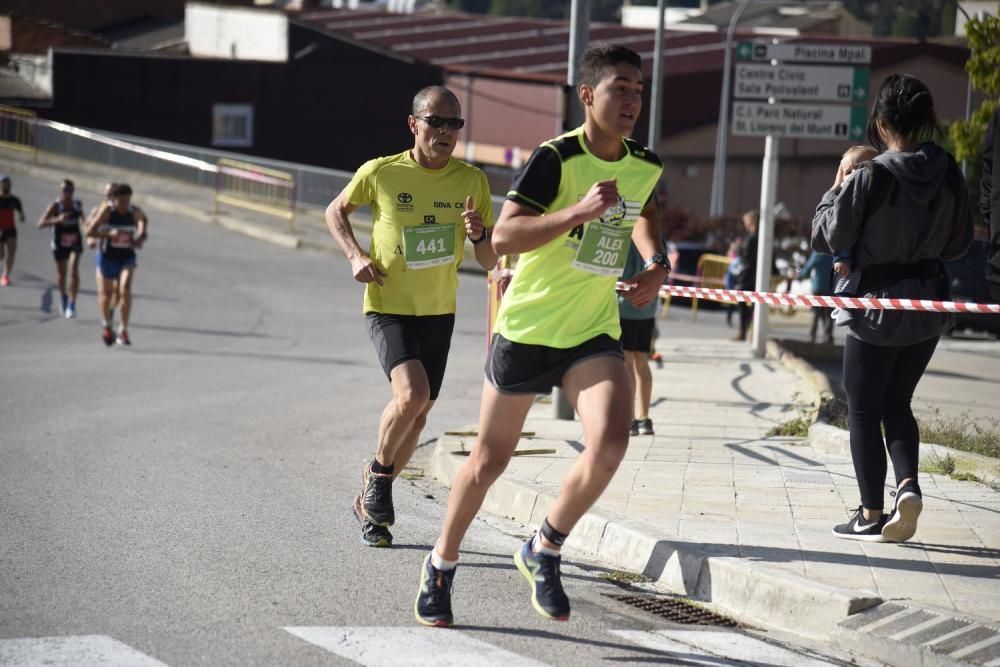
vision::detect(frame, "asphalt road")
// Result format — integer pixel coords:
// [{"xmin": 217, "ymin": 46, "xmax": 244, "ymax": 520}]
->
[{"xmin": 0, "ymin": 172, "xmax": 891, "ymax": 666}]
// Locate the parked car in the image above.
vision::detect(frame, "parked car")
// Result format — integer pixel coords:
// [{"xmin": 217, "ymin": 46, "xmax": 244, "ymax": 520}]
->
[{"xmin": 945, "ymin": 240, "xmax": 1000, "ymax": 337}]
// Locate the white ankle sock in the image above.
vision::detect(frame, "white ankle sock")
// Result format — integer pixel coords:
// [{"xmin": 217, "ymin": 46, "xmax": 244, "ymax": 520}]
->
[
  {"xmin": 532, "ymin": 533, "xmax": 560, "ymax": 556},
  {"xmin": 431, "ymin": 549, "xmax": 458, "ymax": 571}
]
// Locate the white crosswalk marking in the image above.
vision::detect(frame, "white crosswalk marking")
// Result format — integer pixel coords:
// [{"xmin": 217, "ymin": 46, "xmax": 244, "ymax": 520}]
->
[
  {"xmin": 611, "ymin": 629, "xmax": 836, "ymax": 666},
  {"xmin": 284, "ymin": 626, "xmax": 551, "ymax": 667},
  {"xmin": 0, "ymin": 635, "xmax": 169, "ymax": 666}
]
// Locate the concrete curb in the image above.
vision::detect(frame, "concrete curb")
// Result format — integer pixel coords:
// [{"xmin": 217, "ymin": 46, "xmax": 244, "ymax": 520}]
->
[
  {"xmin": 432, "ymin": 433, "xmax": 881, "ymax": 641},
  {"xmin": 769, "ymin": 340, "xmax": 1000, "ymax": 489},
  {"xmin": 834, "ymin": 601, "xmax": 1000, "ymax": 667}
]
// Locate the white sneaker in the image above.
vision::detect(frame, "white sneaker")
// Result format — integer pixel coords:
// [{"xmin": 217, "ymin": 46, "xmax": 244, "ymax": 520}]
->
[
  {"xmin": 882, "ymin": 484, "xmax": 923, "ymax": 542},
  {"xmin": 65, "ymin": 305, "xmax": 76, "ymax": 319}
]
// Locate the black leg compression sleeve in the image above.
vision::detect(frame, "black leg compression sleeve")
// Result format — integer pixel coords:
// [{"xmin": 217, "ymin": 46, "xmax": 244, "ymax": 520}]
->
[{"xmin": 540, "ymin": 517, "xmax": 568, "ymax": 547}]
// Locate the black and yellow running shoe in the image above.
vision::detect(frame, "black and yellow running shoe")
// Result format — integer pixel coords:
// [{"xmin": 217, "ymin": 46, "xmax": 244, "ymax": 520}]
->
[
  {"xmin": 513, "ymin": 539, "xmax": 570, "ymax": 621},
  {"xmin": 352, "ymin": 494, "xmax": 392, "ymax": 547},
  {"xmin": 414, "ymin": 553, "xmax": 455, "ymax": 627}
]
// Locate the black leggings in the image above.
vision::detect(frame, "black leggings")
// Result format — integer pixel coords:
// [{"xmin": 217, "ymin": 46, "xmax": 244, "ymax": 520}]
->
[{"xmin": 842, "ymin": 335, "xmax": 938, "ymax": 510}]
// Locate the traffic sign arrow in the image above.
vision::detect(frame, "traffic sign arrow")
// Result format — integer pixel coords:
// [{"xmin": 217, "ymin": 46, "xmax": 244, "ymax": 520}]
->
[
  {"xmin": 731, "ymin": 101, "xmax": 867, "ymax": 141},
  {"xmin": 735, "ymin": 41, "xmax": 872, "ymax": 65},
  {"xmin": 735, "ymin": 64, "xmax": 870, "ymax": 102}
]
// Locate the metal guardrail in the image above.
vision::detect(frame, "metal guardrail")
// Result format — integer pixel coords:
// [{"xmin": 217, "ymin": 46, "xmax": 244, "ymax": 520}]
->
[
  {"xmin": 2, "ymin": 107, "xmax": 507, "ymax": 222},
  {"xmin": 0, "ymin": 104, "xmax": 38, "ymax": 161},
  {"xmin": 30, "ymin": 123, "xmax": 506, "ymax": 217},
  {"xmin": 215, "ymin": 158, "xmax": 296, "ymax": 232}
]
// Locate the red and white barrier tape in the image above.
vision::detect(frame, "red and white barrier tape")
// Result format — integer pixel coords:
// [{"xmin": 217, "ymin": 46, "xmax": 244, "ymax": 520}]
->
[{"xmin": 635, "ymin": 283, "xmax": 1000, "ymax": 315}]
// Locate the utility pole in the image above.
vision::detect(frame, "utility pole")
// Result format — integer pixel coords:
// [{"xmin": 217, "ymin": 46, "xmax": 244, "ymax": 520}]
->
[
  {"xmin": 553, "ymin": 0, "xmax": 590, "ymax": 420},
  {"xmin": 648, "ymin": 0, "xmax": 667, "ymax": 152},
  {"xmin": 709, "ymin": 0, "xmax": 753, "ymax": 217},
  {"xmin": 566, "ymin": 0, "xmax": 591, "ymax": 130}
]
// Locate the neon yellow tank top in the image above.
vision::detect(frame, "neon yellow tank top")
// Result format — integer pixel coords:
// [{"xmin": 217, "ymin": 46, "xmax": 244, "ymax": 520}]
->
[{"xmin": 495, "ymin": 127, "xmax": 662, "ymax": 347}]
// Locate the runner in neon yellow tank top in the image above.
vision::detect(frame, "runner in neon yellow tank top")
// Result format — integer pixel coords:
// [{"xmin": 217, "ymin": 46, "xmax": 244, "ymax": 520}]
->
[
  {"xmin": 326, "ymin": 86, "xmax": 498, "ymax": 549},
  {"xmin": 493, "ymin": 125, "xmax": 663, "ymax": 347},
  {"xmin": 416, "ymin": 44, "xmax": 671, "ymax": 627}
]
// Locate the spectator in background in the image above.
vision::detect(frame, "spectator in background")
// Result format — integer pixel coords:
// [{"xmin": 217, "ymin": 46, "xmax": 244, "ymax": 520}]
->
[
  {"xmin": 812, "ymin": 73, "xmax": 972, "ymax": 543},
  {"xmin": 982, "ymin": 106, "xmax": 1000, "ymax": 303},
  {"xmin": 733, "ymin": 209, "xmax": 760, "ymax": 341},
  {"xmin": 619, "ymin": 241, "xmax": 660, "ymax": 436},
  {"xmin": 724, "ymin": 238, "xmax": 741, "ymax": 327},
  {"xmin": 797, "ymin": 250, "xmax": 834, "ymax": 344}
]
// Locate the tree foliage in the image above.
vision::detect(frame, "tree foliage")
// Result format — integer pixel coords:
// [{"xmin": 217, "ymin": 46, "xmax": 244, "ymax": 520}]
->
[
  {"xmin": 840, "ymin": 0, "xmax": 956, "ymax": 37},
  {"xmin": 949, "ymin": 11, "xmax": 1000, "ymax": 163}
]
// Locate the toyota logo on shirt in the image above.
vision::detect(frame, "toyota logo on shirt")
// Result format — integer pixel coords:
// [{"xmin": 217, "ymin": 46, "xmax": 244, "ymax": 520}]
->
[{"xmin": 396, "ymin": 192, "xmax": 414, "ymax": 212}]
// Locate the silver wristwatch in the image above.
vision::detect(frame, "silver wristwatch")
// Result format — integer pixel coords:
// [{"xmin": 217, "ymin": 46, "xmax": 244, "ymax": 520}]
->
[{"xmin": 643, "ymin": 252, "xmax": 671, "ymax": 273}]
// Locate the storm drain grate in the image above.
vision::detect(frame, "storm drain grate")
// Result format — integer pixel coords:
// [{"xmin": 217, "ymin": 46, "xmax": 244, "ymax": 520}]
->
[{"xmin": 606, "ymin": 594, "xmax": 738, "ymax": 627}]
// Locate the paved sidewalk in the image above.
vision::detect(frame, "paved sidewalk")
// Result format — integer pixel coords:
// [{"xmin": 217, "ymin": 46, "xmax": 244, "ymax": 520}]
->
[{"xmin": 434, "ymin": 338, "xmax": 1000, "ymax": 666}]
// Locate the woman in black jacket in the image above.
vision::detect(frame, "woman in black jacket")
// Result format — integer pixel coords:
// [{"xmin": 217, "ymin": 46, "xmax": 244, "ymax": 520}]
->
[{"xmin": 812, "ymin": 73, "xmax": 973, "ymax": 543}]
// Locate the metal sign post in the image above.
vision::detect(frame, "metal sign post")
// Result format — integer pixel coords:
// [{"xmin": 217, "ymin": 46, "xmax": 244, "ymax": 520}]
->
[{"xmin": 752, "ymin": 134, "xmax": 778, "ymax": 358}]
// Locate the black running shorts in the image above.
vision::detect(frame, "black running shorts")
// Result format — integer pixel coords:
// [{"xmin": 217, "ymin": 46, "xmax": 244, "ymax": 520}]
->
[
  {"xmin": 619, "ymin": 318, "xmax": 655, "ymax": 353},
  {"xmin": 365, "ymin": 312, "xmax": 455, "ymax": 400},
  {"xmin": 486, "ymin": 333, "xmax": 623, "ymax": 395},
  {"xmin": 52, "ymin": 244, "xmax": 83, "ymax": 261}
]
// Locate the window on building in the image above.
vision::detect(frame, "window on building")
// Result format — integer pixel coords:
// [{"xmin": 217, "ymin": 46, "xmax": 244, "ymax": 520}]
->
[{"xmin": 212, "ymin": 104, "xmax": 253, "ymax": 147}]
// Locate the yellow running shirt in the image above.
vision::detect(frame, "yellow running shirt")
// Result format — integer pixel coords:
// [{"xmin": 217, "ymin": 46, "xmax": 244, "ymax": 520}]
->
[
  {"xmin": 344, "ymin": 151, "xmax": 494, "ymax": 315},
  {"xmin": 495, "ymin": 127, "xmax": 663, "ymax": 347}
]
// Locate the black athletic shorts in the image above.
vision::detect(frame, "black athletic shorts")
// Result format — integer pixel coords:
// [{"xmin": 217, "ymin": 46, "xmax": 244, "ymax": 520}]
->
[
  {"xmin": 486, "ymin": 333, "xmax": 623, "ymax": 395},
  {"xmin": 52, "ymin": 244, "xmax": 83, "ymax": 261},
  {"xmin": 365, "ymin": 312, "xmax": 455, "ymax": 400},
  {"xmin": 0, "ymin": 229, "xmax": 16, "ymax": 242},
  {"xmin": 620, "ymin": 318, "xmax": 655, "ymax": 353}
]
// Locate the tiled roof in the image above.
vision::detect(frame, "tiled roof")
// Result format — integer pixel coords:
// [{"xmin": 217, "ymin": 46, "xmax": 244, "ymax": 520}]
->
[{"xmin": 295, "ymin": 8, "xmax": 968, "ymax": 82}]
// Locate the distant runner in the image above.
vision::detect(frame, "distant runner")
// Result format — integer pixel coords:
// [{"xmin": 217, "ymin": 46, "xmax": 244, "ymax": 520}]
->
[
  {"xmin": 86, "ymin": 184, "xmax": 148, "ymax": 346},
  {"xmin": 0, "ymin": 175, "xmax": 26, "ymax": 286},
  {"xmin": 38, "ymin": 179, "xmax": 85, "ymax": 318}
]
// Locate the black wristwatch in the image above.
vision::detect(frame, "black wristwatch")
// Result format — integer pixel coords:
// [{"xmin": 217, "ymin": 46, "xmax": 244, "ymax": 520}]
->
[
  {"xmin": 643, "ymin": 252, "xmax": 671, "ymax": 273},
  {"xmin": 471, "ymin": 227, "xmax": 490, "ymax": 245}
]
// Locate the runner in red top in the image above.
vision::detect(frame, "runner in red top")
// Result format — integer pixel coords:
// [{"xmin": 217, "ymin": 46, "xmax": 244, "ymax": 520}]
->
[{"xmin": 0, "ymin": 175, "xmax": 26, "ymax": 286}]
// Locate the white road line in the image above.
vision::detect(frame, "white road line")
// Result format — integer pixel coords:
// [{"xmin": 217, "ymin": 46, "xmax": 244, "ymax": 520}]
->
[
  {"xmin": 0, "ymin": 635, "xmax": 169, "ymax": 666},
  {"xmin": 284, "ymin": 626, "xmax": 551, "ymax": 667},
  {"xmin": 612, "ymin": 629, "xmax": 837, "ymax": 666}
]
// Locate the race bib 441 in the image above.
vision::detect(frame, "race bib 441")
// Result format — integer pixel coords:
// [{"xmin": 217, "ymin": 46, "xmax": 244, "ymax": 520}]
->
[{"xmin": 403, "ymin": 224, "xmax": 456, "ymax": 270}]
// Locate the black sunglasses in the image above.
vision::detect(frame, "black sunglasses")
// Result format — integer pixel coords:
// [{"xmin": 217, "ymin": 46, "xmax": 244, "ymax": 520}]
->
[{"xmin": 417, "ymin": 115, "xmax": 465, "ymax": 130}]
